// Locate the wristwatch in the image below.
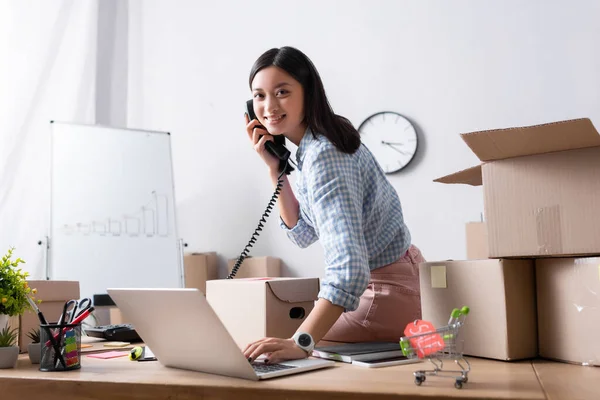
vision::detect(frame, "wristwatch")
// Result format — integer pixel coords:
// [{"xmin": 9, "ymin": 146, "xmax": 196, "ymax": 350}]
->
[{"xmin": 292, "ymin": 332, "xmax": 315, "ymax": 354}]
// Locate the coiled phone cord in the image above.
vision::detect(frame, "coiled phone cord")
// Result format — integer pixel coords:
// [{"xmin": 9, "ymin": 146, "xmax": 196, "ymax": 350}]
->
[{"xmin": 227, "ymin": 170, "xmax": 286, "ymax": 279}]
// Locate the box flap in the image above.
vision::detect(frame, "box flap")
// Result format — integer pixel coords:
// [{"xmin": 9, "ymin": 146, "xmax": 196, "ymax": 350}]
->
[
  {"xmin": 434, "ymin": 165, "xmax": 482, "ymax": 186},
  {"xmin": 267, "ymin": 278, "xmax": 319, "ymax": 303},
  {"xmin": 461, "ymin": 118, "xmax": 600, "ymax": 161}
]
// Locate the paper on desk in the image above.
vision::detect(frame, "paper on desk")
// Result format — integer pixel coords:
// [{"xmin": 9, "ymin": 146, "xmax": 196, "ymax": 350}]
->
[
  {"xmin": 80, "ymin": 339, "xmax": 135, "ymax": 354},
  {"xmin": 103, "ymin": 341, "xmax": 131, "ymax": 348},
  {"xmin": 144, "ymin": 347, "xmax": 155, "ymax": 358},
  {"xmin": 87, "ymin": 351, "xmax": 129, "ymax": 359},
  {"xmin": 81, "ymin": 336, "xmax": 106, "ymax": 344}
]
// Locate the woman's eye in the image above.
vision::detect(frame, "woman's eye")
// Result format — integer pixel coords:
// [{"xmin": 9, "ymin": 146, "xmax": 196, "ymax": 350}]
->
[
  {"xmin": 277, "ymin": 90, "xmax": 288, "ymax": 96},
  {"xmin": 253, "ymin": 93, "xmax": 264, "ymax": 99}
]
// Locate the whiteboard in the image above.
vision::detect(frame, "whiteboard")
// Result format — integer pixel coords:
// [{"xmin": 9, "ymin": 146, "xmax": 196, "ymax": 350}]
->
[{"xmin": 49, "ymin": 122, "xmax": 183, "ymax": 298}]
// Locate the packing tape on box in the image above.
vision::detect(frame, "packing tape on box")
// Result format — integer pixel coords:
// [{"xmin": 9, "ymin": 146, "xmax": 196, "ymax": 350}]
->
[
  {"xmin": 430, "ymin": 265, "xmax": 447, "ymax": 288},
  {"xmin": 535, "ymin": 205, "xmax": 563, "ymax": 255}
]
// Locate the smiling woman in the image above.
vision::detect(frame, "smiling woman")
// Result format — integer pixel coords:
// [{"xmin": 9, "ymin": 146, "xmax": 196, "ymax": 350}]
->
[
  {"xmin": 250, "ymin": 77, "xmax": 304, "ymax": 138},
  {"xmin": 241, "ymin": 46, "xmax": 423, "ymax": 365}
]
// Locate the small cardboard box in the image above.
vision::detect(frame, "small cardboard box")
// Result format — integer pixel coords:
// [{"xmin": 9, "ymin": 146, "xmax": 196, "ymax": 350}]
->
[
  {"xmin": 20, "ymin": 280, "xmax": 80, "ymax": 352},
  {"xmin": 536, "ymin": 257, "xmax": 600, "ymax": 365},
  {"xmin": 466, "ymin": 222, "xmax": 489, "ymax": 259},
  {"xmin": 226, "ymin": 256, "xmax": 281, "ymax": 279},
  {"xmin": 436, "ymin": 118, "xmax": 600, "ymax": 258},
  {"xmin": 184, "ymin": 252, "xmax": 218, "ymax": 294},
  {"xmin": 206, "ymin": 277, "xmax": 319, "ymax": 347},
  {"xmin": 419, "ymin": 259, "xmax": 537, "ymax": 360}
]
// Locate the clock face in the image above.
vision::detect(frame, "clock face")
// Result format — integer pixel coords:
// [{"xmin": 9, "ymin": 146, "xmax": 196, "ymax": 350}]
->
[{"xmin": 358, "ymin": 112, "xmax": 418, "ymax": 174}]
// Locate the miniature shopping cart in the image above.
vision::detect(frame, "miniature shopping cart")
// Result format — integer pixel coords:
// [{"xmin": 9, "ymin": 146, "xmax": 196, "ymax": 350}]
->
[{"xmin": 399, "ymin": 306, "xmax": 471, "ymax": 389}]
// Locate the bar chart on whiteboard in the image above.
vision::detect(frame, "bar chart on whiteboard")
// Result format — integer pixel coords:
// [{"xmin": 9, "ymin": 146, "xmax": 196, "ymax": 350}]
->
[
  {"xmin": 49, "ymin": 122, "xmax": 182, "ymax": 298},
  {"xmin": 59, "ymin": 191, "xmax": 171, "ymax": 238}
]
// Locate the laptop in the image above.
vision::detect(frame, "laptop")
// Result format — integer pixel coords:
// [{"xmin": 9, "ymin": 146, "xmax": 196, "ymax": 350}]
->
[{"xmin": 106, "ymin": 288, "xmax": 334, "ymax": 380}]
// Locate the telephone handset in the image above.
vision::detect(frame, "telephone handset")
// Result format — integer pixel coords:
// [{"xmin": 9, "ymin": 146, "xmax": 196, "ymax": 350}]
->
[
  {"xmin": 245, "ymin": 99, "xmax": 294, "ymax": 175},
  {"xmin": 227, "ymin": 101, "xmax": 294, "ymax": 279}
]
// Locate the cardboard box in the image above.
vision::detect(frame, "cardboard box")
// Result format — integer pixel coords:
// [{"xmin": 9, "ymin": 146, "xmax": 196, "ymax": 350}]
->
[
  {"xmin": 184, "ymin": 252, "xmax": 218, "ymax": 294},
  {"xmin": 206, "ymin": 277, "xmax": 318, "ymax": 347},
  {"xmin": 536, "ymin": 257, "xmax": 600, "ymax": 365},
  {"xmin": 419, "ymin": 259, "xmax": 537, "ymax": 360},
  {"xmin": 436, "ymin": 118, "xmax": 600, "ymax": 258},
  {"xmin": 6, "ymin": 315, "xmax": 20, "ymax": 343},
  {"xmin": 466, "ymin": 222, "xmax": 489, "ymax": 259},
  {"xmin": 109, "ymin": 308, "xmax": 128, "ymax": 325},
  {"xmin": 19, "ymin": 280, "xmax": 80, "ymax": 352},
  {"xmin": 226, "ymin": 256, "xmax": 281, "ymax": 279}
]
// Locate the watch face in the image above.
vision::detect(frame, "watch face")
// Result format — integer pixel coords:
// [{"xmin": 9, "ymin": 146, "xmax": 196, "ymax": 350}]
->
[
  {"xmin": 358, "ymin": 112, "xmax": 418, "ymax": 174},
  {"xmin": 298, "ymin": 333, "xmax": 312, "ymax": 347}
]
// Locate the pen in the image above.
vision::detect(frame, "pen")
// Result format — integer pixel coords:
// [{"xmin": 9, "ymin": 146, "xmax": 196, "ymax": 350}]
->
[
  {"xmin": 29, "ymin": 294, "xmax": 67, "ymax": 369},
  {"xmin": 45, "ymin": 306, "xmax": 95, "ymax": 347},
  {"xmin": 26, "ymin": 294, "xmax": 48, "ymax": 325}
]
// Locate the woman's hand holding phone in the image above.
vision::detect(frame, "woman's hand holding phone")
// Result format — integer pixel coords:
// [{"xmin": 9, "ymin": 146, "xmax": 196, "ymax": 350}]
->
[{"xmin": 245, "ymin": 113, "xmax": 281, "ymax": 175}]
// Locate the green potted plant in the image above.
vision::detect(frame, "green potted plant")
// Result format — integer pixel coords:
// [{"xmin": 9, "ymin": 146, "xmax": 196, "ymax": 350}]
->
[
  {"xmin": 0, "ymin": 247, "xmax": 39, "ymax": 364},
  {"xmin": 0, "ymin": 323, "xmax": 18, "ymax": 368},
  {"xmin": 26, "ymin": 328, "xmax": 41, "ymax": 364}
]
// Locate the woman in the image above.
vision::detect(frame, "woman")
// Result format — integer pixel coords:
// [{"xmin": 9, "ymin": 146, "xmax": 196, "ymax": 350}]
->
[{"xmin": 243, "ymin": 46, "xmax": 424, "ymax": 364}]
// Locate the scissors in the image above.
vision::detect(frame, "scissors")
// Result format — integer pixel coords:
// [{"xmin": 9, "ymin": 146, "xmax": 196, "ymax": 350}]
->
[{"xmin": 59, "ymin": 298, "xmax": 93, "ymax": 325}]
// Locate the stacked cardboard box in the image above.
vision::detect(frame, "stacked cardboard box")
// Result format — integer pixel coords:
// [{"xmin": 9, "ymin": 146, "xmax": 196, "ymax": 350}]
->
[
  {"xmin": 226, "ymin": 256, "xmax": 281, "ymax": 279},
  {"xmin": 421, "ymin": 118, "xmax": 600, "ymax": 364},
  {"xmin": 20, "ymin": 280, "xmax": 80, "ymax": 353},
  {"xmin": 184, "ymin": 252, "xmax": 219, "ymax": 294}
]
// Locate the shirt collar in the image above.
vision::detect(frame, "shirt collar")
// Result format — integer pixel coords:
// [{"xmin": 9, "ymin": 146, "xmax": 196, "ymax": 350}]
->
[{"xmin": 295, "ymin": 126, "xmax": 317, "ymax": 171}]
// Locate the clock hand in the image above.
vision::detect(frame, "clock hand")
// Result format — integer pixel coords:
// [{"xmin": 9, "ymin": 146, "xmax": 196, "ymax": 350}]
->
[
  {"xmin": 381, "ymin": 141, "xmax": 405, "ymax": 145},
  {"xmin": 381, "ymin": 142, "xmax": 409, "ymax": 155}
]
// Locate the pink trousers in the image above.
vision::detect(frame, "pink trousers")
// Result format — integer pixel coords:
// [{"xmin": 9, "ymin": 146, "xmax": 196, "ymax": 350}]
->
[{"xmin": 322, "ymin": 245, "xmax": 425, "ymax": 343}]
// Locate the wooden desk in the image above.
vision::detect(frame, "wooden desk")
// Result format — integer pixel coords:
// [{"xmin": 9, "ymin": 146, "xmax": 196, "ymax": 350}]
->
[{"xmin": 0, "ymin": 354, "xmax": 597, "ymax": 399}]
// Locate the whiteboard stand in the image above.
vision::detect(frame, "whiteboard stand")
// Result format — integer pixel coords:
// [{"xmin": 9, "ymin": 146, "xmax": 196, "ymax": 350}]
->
[
  {"xmin": 178, "ymin": 238, "xmax": 186, "ymax": 287},
  {"xmin": 37, "ymin": 236, "xmax": 50, "ymax": 280}
]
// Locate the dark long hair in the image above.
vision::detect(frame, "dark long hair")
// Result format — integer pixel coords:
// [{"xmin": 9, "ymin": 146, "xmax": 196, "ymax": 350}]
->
[{"xmin": 249, "ymin": 47, "xmax": 361, "ymax": 154}]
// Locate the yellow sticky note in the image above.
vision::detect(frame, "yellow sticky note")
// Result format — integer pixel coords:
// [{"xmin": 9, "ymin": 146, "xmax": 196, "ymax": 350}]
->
[
  {"xmin": 103, "ymin": 341, "xmax": 131, "ymax": 348},
  {"xmin": 431, "ymin": 265, "xmax": 447, "ymax": 288}
]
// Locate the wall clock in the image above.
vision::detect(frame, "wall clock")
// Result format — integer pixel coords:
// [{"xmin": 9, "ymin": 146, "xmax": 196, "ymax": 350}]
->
[{"xmin": 358, "ymin": 111, "xmax": 418, "ymax": 174}]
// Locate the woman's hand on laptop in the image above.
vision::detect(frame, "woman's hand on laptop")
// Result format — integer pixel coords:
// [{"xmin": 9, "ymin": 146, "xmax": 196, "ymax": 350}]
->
[
  {"xmin": 243, "ymin": 338, "xmax": 307, "ymax": 364},
  {"xmin": 244, "ymin": 299, "xmax": 343, "ymax": 364}
]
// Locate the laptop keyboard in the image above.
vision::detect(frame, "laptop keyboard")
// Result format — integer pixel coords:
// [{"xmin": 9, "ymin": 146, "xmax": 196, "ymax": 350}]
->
[{"xmin": 251, "ymin": 362, "xmax": 298, "ymax": 374}]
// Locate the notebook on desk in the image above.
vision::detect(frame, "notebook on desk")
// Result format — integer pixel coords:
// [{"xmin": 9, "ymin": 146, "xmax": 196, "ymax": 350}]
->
[
  {"xmin": 312, "ymin": 342, "xmax": 406, "ymax": 363},
  {"xmin": 106, "ymin": 288, "xmax": 334, "ymax": 381}
]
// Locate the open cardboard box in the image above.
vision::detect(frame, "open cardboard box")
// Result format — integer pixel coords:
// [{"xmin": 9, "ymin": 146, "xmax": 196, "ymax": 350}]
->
[
  {"xmin": 206, "ymin": 277, "xmax": 318, "ymax": 348},
  {"xmin": 437, "ymin": 118, "xmax": 600, "ymax": 258}
]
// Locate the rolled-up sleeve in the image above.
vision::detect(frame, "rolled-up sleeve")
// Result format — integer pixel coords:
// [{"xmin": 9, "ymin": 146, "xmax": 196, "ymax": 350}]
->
[
  {"xmin": 306, "ymin": 147, "xmax": 370, "ymax": 312},
  {"xmin": 279, "ymin": 213, "xmax": 318, "ymax": 248}
]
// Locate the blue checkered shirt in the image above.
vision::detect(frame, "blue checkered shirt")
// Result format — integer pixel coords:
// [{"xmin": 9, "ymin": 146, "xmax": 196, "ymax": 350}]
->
[{"xmin": 279, "ymin": 128, "xmax": 411, "ymax": 311}]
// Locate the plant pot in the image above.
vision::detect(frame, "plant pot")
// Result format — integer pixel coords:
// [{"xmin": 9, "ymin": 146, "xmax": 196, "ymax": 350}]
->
[
  {"xmin": 28, "ymin": 342, "xmax": 41, "ymax": 364},
  {"xmin": 0, "ymin": 346, "xmax": 19, "ymax": 369}
]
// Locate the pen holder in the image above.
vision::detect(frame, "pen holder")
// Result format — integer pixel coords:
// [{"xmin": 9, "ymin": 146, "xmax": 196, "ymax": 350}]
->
[{"xmin": 39, "ymin": 322, "xmax": 82, "ymax": 372}]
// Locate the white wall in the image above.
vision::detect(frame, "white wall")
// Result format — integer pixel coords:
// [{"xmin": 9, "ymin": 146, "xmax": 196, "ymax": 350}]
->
[{"xmin": 126, "ymin": 0, "xmax": 600, "ymax": 278}]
